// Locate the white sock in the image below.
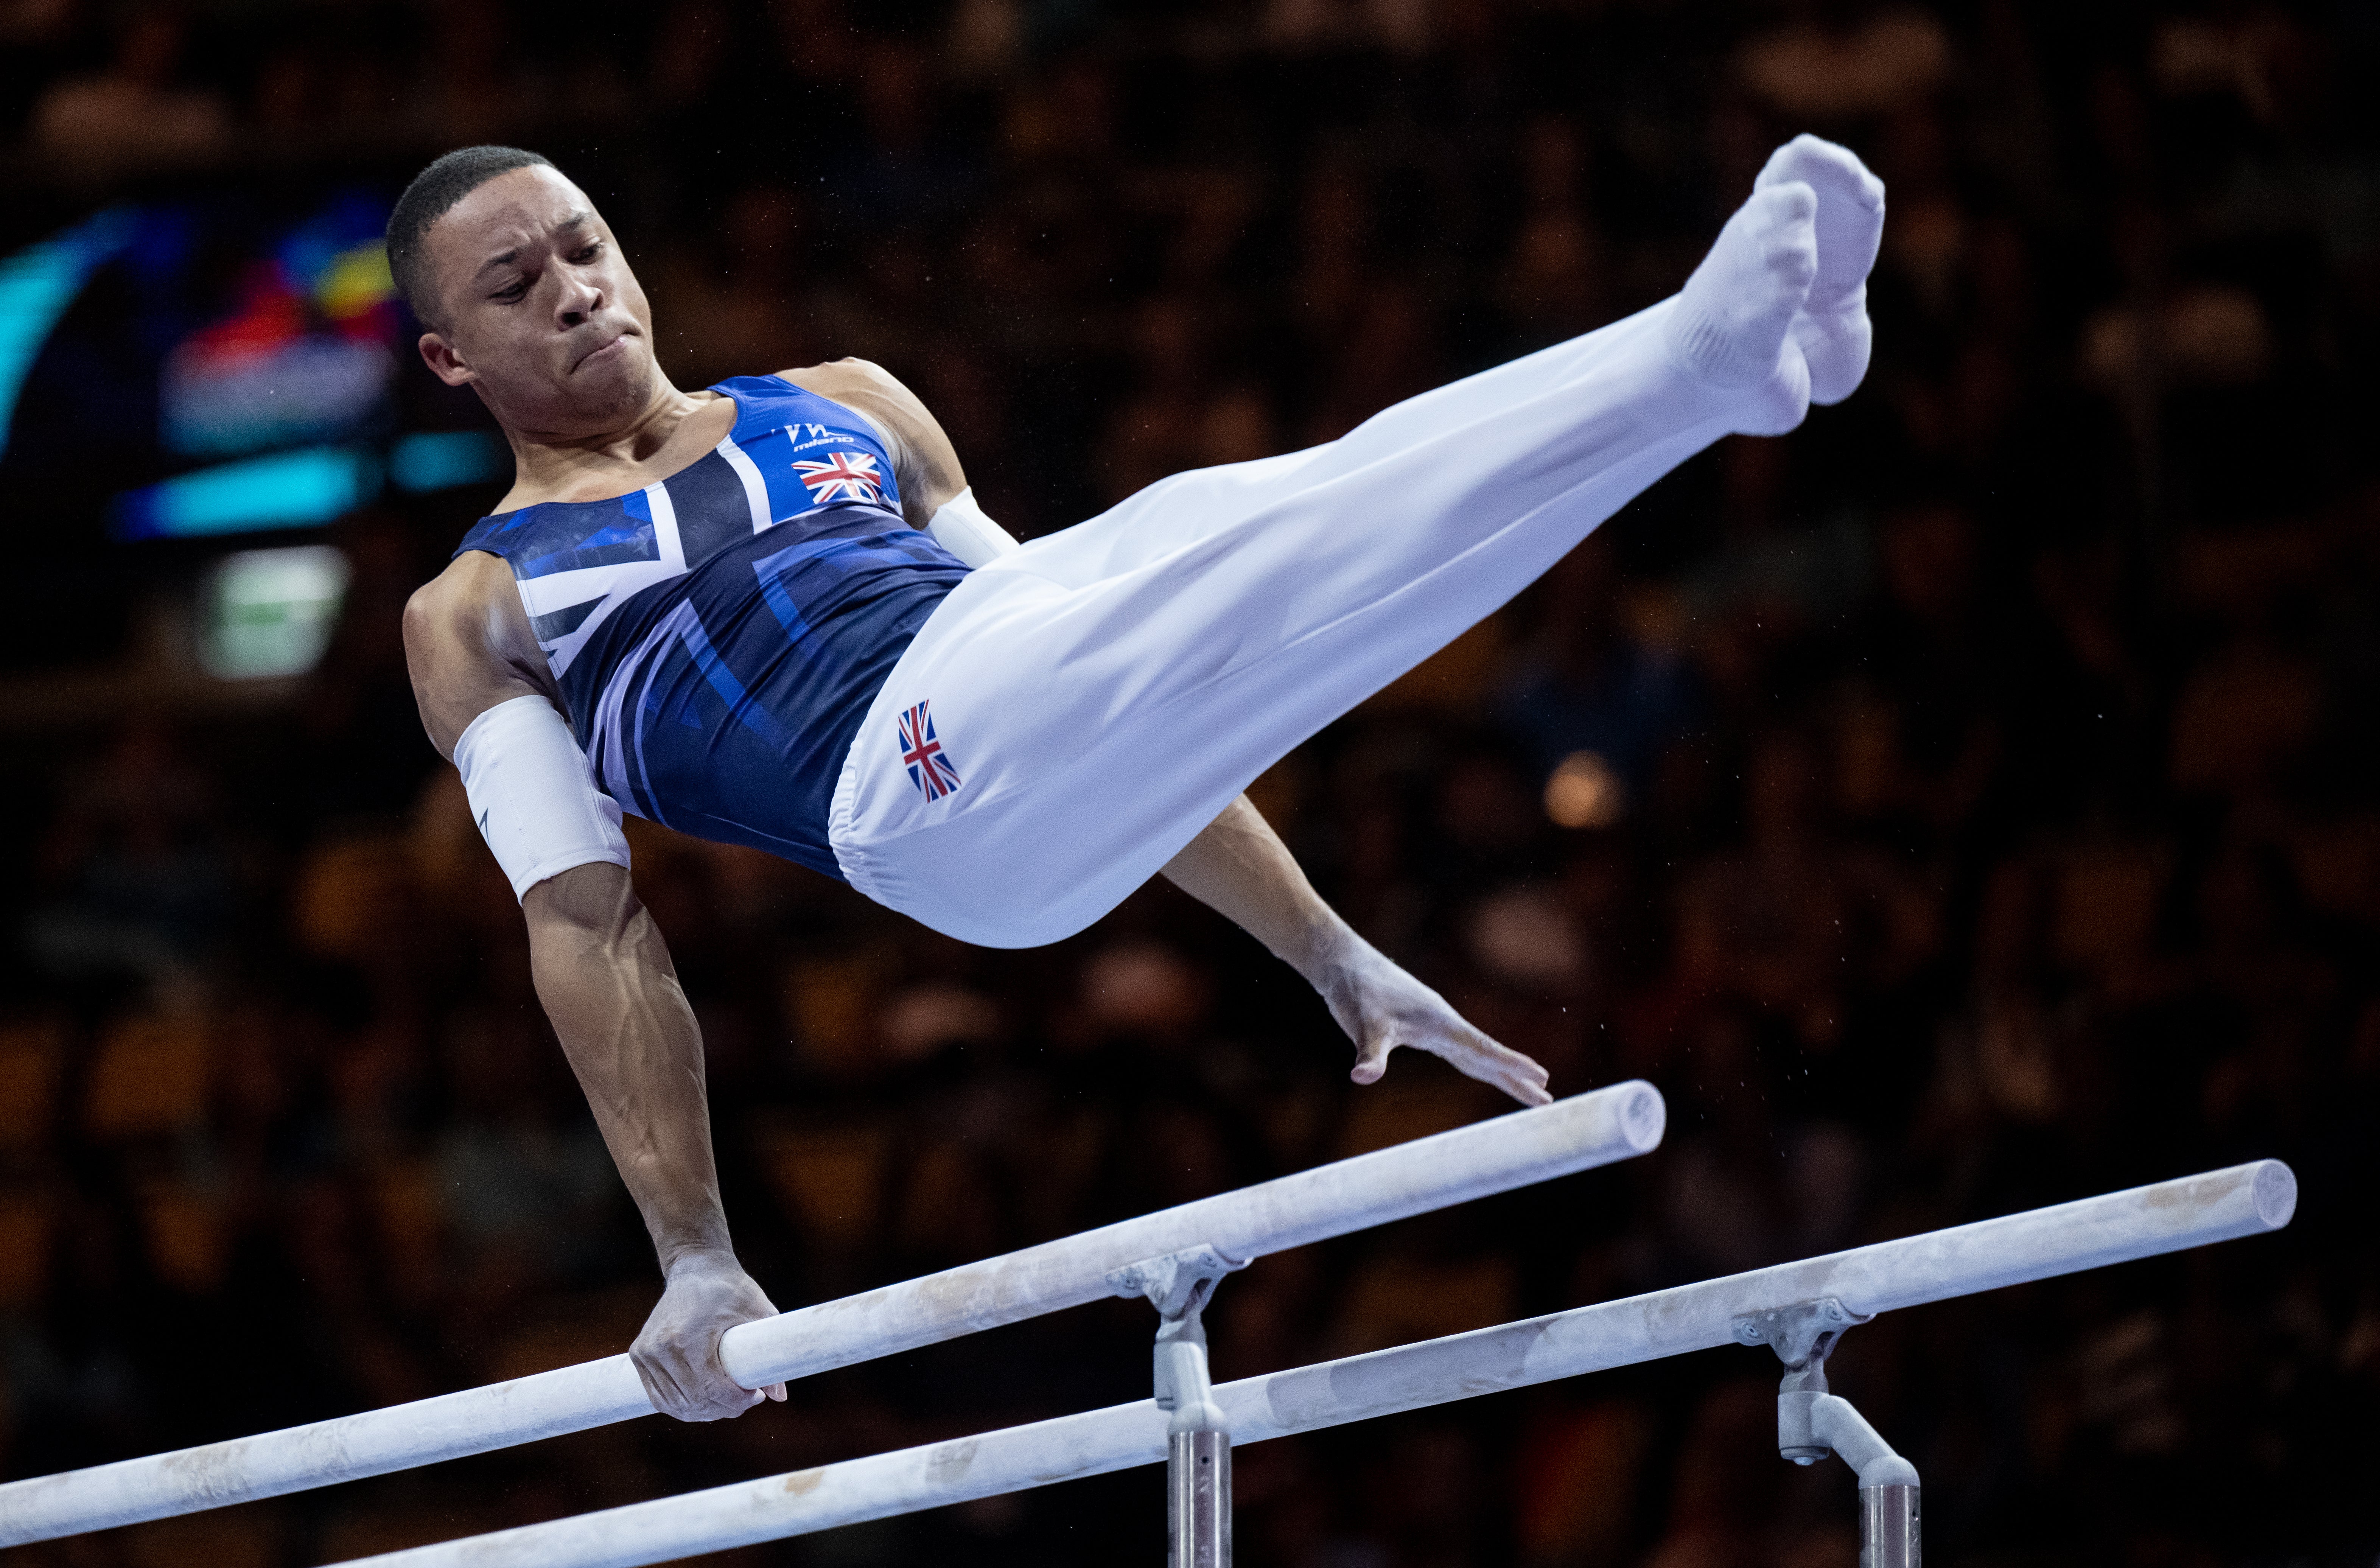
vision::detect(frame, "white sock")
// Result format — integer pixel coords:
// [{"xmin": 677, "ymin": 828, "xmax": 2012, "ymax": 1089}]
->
[
  {"xmin": 1663, "ymin": 181, "xmax": 1818, "ymax": 435},
  {"xmin": 1755, "ymin": 134, "xmax": 1885, "ymax": 405}
]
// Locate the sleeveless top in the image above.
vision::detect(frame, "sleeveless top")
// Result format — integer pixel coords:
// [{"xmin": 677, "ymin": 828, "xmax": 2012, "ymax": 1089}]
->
[{"xmin": 453, "ymin": 376, "xmax": 971, "ymax": 880}]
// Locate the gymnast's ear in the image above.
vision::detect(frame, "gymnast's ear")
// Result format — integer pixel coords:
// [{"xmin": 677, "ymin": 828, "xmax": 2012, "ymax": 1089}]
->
[{"xmin": 418, "ymin": 331, "xmax": 476, "ymax": 388}]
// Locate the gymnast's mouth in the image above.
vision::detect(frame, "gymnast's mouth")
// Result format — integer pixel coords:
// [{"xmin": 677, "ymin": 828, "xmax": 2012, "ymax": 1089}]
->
[{"xmin": 571, "ymin": 328, "xmax": 634, "ymax": 372}]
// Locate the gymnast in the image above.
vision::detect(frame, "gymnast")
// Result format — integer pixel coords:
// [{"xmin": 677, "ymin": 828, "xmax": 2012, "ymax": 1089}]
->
[{"xmin": 392, "ymin": 137, "xmax": 1884, "ymax": 1422}]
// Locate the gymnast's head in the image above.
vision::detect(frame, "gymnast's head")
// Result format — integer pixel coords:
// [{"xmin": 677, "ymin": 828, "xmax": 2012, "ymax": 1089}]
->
[{"xmin": 389, "ymin": 146, "xmax": 663, "ymax": 437}]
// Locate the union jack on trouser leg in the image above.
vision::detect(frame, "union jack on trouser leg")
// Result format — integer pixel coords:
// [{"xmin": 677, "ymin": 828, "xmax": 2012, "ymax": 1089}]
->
[{"xmin": 897, "ymin": 701, "xmax": 961, "ymax": 801}]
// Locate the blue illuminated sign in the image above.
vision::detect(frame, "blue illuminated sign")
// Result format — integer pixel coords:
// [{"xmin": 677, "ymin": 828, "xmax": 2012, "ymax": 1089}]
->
[{"xmin": 110, "ymin": 447, "xmax": 382, "ymax": 540}]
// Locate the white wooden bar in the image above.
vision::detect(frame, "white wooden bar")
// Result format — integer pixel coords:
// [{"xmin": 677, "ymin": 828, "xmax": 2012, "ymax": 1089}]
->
[
  {"xmin": 0, "ymin": 1081, "xmax": 1664, "ymax": 1546},
  {"xmin": 328, "ymin": 1159, "xmax": 2295, "ymax": 1568}
]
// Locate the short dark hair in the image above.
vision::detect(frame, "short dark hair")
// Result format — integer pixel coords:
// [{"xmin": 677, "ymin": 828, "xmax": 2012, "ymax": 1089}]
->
[{"xmin": 386, "ymin": 145, "xmax": 554, "ymax": 326}]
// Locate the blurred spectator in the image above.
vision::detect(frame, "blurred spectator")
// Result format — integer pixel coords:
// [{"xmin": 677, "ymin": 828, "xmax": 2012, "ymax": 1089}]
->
[
  {"xmin": 33, "ymin": 6, "xmax": 227, "ymax": 181},
  {"xmin": 1501, "ymin": 536, "xmax": 1699, "ymax": 820},
  {"xmin": 26, "ymin": 719, "xmax": 237, "ymax": 983}
]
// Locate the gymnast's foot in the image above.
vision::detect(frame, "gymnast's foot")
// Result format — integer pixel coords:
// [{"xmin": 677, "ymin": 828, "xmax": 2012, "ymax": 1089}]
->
[
  {"xmin": 1756, "ymin": 134, "xmax": 1886, "ymax": 405},
  {"xmin": 1664, "ymin": 179, "xmax": 1818, "ymax": 436}
]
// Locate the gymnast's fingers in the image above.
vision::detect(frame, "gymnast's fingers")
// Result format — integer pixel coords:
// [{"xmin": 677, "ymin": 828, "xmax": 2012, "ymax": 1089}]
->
[
  {"xmin": 686, "ymin": 1356, "xmax": 760, "ymax": 1420},
  {"xmin": 691, "ymin": 1335, "xmax": 768, "ymax": 1419},
  {"xmin": 1501, "ymin": 1046, "xmax": 1552, "ymax": 1093},
  {"xmin": 1475, "ymin": 1056, "xmax": 1554, "ymax": 1106},
  {"xmin": 630, "ymin": 1356, "xmax": 671, "ymax": 1415},
  {"xmin": 1431, "ymin": 1020, "xmax": 1553, "ymax": 1106},
  {"xmin": 632, "ymin": 1343, "xmax": 698, "ymax": 1420},
  {"xmin": 655, "ymin": 1349, "xmax": 712, "ymax": 1419},
  {"xmin": 636, "ymin": 1314, "xmax": 752, "ymax": 1422}
]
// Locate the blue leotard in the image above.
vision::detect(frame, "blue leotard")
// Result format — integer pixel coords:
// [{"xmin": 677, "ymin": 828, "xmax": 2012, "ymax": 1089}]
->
[{"xmin": 453, "ymin": 376, "xmax": 969, "ymax": 880}]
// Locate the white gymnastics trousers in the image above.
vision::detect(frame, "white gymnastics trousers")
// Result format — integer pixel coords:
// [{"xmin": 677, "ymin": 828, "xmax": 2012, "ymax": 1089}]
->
[{"xmin": 830, "ymin": 295, "xmax": 1763, "ymax": 947}]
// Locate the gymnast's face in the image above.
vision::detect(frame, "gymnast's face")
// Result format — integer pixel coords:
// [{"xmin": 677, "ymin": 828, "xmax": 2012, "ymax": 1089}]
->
[{"xmin": 414, "ymin": 165, "xmax": 664, "ymax": 438}]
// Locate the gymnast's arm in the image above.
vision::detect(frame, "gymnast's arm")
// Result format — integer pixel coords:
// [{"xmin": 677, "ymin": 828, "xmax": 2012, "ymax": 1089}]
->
[
  {"xmin": 402, "ymin": 557, "xmax": 784, "ymax": 1422},
  {"xmin": 1160, "ymin": 798, "xmax": 1554, "ymax": 1107}
]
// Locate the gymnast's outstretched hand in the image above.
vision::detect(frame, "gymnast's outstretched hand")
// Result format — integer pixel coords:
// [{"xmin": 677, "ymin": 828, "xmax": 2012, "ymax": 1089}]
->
[
  {"xmin": 1317, "ymin": 930, "xmax": 1554, "ymax": 1107},
  {"xmin": 1161, "ymin": 793, "xmax": 1554, "ymax": 1107},
  {"xmin": 632, "ymin": 1250, "xmax": 790, "ymax": 1421}
]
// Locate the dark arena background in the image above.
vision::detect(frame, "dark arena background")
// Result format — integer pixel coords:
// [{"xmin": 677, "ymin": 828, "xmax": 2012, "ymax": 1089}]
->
[{"xmin": 1, "ymin": 2, "xmax": 2376, "ymax": 1565}]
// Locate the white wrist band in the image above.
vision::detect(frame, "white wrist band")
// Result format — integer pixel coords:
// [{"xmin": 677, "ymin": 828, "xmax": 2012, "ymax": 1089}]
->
[
  {"xmin": 453, "ymin": 695, "xmax": 632, "ymax": 901},
  {"xmin": 927, "ymin": 487, "xmax": 1021, "ymax": 568}
]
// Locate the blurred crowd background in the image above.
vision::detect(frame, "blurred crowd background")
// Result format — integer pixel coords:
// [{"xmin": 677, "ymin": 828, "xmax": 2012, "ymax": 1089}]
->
[{"xmin": 3, "ymin": 0, "xmax": 2378, "ymax": 1564}]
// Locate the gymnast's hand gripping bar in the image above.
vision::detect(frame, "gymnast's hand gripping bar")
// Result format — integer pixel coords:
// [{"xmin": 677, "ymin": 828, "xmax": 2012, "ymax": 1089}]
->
[
  {"xmin": 323, "ymin": 1159, "xmax": 2296, "ymax": 1568},
  {"xmin": 0, "ymin": 1081, "xmax": 1666, "ymax": 1546}
]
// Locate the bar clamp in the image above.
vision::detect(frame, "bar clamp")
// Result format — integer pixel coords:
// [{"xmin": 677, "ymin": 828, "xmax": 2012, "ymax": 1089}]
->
[
  {"xmin": 1108, "ymin": 1243, "xmax": 1245, "ymax": 1434},
  {"xmin": 1733, "ymin": 1296, "xmax": 1870, "ymax": 1461},
  {"xmin": 1736, "ymin": 1297, "xmax": 1920, "ymax": 1567}
]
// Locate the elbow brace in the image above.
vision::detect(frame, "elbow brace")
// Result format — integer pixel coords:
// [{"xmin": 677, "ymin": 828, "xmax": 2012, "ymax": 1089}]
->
[
  {"xmin": 453, "ymin": 695, "xmax": 632, "ymax": 902},
  {"xmin": 927, "ymin": 487, "xmax": 1022, "ymax": 568}
]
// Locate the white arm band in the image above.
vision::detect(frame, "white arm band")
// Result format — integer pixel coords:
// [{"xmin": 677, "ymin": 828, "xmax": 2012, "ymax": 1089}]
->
[
  {"xmin": 453, "ymin": 695, "xmax": 632, "ymax": 902},
  {"xmin": 927, "ymin": 487, "xmax": 1022, "ymax": 568}
]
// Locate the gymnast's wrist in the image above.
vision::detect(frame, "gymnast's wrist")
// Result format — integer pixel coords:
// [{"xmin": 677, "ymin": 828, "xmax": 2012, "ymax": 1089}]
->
[
  {"xmin": 1289, "ymin": 916, "xmax": 1370, "ymax": 989},
  {"xmin": 660, "ymin": 1241, "xmax": 742, "ymax": 1280}
]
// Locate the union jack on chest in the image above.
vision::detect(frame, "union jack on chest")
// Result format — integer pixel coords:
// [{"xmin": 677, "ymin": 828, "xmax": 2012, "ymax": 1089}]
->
[{"xmin": 794, "ymin": 450, "xmax": 886, "ymax": 507}]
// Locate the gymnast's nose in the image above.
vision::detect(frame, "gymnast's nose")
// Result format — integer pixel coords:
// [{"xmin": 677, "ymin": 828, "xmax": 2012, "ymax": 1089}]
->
[{"xmin": 555, "ymin": 265, "xmax": 604, "ymax": 329}]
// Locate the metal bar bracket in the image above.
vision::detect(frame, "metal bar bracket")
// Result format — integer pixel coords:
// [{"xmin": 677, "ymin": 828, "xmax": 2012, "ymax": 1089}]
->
[
  {"xmin": 1738, "ymin": 1297, "xmax": 1920, "ymax": 1567},
  {"xmin": 1110, "ymin": 1244, "xmax": 1246, "ymax": 1568},
  {"xmin": 1108, "ymin": 1244, "xmax": 1246, "ymax": 1423}
]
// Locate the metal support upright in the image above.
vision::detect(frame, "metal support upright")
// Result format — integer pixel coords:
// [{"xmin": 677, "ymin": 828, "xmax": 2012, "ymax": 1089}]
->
[
  {"xmin": 1735, "ymin": 1297, "xmax": 1921, "ymax": 1568},
  {"xmin": 1109, "ymin": 1244, "xmax": 1246, "ymax": 1568}
]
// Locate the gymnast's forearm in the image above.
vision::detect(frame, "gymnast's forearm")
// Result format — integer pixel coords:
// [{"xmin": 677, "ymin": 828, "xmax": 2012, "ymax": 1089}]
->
[
  {"xmin": 1161, "ymin": 795, "xmax": 1352, "ymax": 980},
  {"xmin": 524, "ymin": 862, "xmax": 734, "ymax": 1270}
]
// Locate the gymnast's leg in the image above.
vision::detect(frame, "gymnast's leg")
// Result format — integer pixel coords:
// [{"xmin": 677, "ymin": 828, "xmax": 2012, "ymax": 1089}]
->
[
  {"xmin": 1007, "ymin": 134, "xmax": 1882, "ymax": 590},
  {"xmin": 835, "ymin": 148, "xmax": 1879, "ymax": 946}
]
